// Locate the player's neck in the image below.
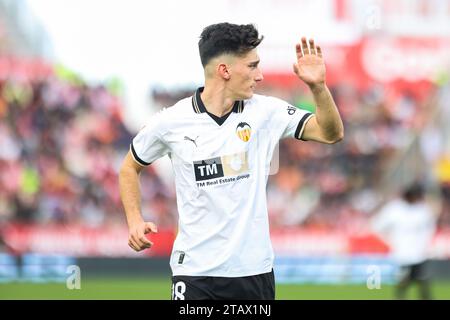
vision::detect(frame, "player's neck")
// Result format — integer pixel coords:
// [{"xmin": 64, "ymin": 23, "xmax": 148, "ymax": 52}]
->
[{"xmin": 201, "ymin": 84, "xmax": 235, "ymax": 117}]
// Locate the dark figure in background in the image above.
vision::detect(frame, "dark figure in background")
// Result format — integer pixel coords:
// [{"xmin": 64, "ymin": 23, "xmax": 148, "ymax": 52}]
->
[{"xmin": 372, "ymin": 183, "xmax": 438, "ymax": 300}]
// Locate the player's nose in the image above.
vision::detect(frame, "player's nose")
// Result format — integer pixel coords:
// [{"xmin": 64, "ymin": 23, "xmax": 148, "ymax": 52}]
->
[{"xmin": 255, "ymin": 69, "xmax": 263, "ymax": 82}]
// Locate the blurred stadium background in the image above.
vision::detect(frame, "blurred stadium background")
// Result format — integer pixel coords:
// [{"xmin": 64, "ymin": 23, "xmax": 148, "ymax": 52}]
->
[{"xmin": 1, "ymin": 0, "xmax": 450, "ymax": 299}]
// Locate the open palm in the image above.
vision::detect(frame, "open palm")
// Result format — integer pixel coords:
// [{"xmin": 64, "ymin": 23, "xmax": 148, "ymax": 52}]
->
[{"xmin": 293, "ymin": 37, "xmax": 326, "ymax": 86}]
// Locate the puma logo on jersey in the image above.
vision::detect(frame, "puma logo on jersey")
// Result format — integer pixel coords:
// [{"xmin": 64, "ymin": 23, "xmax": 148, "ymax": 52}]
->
[{"xmin": 184, "ymin": 136, "xmax": 199, "ymax": 147}]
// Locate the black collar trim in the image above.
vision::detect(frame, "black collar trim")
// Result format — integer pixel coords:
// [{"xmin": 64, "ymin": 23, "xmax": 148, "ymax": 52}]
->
[{"xmin": 192, "ymin": 87, "xmax": 244, "ymax": 114}]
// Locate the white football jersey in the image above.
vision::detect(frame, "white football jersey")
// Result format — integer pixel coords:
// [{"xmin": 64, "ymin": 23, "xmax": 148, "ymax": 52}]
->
[
  {"xmin": 131, "ymin": 87, "xmax": 314, "ymax": 277},
  {"xmin": 371, "ymin": 199, "xmax": 436, "ymax": 266}
]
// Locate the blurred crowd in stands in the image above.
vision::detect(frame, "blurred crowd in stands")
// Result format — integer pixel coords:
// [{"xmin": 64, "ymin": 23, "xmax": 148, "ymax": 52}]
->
[
  {"xmin": 1, "ymin": 62, "xmax": 449, "ymax": 232},
  {"xmin": 0, "ymin": 69, "xmax": 132, "ymax": 227}
]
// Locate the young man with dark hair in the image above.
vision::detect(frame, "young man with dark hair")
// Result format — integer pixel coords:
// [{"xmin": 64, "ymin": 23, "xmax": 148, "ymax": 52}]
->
[{"xmin": 119, "ymin": 22, "xmax": 344, "ymax": 300}]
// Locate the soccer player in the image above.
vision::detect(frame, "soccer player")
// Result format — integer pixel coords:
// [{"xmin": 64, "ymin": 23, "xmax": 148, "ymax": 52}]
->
[
  {"xmin": 119, "ymin": 23, "xmax": 344, "ymax": 300},
  {"xmin": 371, "ymin": 183, "xmax": 438, "ymax": 300}
]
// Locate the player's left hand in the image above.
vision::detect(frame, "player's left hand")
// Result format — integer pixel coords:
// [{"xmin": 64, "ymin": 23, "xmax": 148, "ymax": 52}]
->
[{"xmin": 293, "ymin": 37, "xmax": 326, "ymax": 87}]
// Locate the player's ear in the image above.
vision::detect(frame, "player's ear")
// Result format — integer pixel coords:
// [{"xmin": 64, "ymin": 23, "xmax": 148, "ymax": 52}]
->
[{"xmin": 218, "ymin": 63, "xmax": 231, "ymax": 80}]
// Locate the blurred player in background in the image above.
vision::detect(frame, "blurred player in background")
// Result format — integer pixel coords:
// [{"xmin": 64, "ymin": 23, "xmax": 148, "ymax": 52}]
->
[
  {"xmin": 119, "ymin": 22, "xmax": 343, "ymax": 300},
  {"xmin": 371, "ymin": 183, "xmax": 438, "ymax": 300}
]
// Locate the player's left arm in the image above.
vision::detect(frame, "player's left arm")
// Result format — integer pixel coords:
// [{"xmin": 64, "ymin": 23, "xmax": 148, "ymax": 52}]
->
[{"xmin": 293, "ymin": 37, "xmax": 344, "ymax": 144}]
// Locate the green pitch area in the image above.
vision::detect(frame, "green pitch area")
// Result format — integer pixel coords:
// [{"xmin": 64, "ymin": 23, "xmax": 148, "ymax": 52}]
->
[{"xmin": 1, "ymin": 278, "xmax": 450, "ymax": 300}]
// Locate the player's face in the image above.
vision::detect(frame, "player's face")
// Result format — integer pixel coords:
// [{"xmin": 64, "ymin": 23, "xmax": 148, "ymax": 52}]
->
[{"xmin": 228, "ymin": 49, "xmax": 263, "ymax": 100}]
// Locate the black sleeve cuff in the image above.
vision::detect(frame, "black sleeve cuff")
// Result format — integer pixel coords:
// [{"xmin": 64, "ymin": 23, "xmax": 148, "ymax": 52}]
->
[
  {"xmin": 130, "ymin": 143, "xmax": 151, "ymax": 166},
  {"xmin": 294, "ymin": 113, "xmax": 313, "ymax": 141}
]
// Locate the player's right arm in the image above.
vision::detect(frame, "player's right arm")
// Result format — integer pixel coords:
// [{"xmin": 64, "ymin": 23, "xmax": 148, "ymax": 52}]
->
[{"xmin": 119, "ymin": 151, "xmax": 158, "ymax": 252}]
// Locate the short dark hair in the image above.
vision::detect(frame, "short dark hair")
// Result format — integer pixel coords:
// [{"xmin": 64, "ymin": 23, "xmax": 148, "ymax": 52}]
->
[
  {"xmin": 402, "ymin": 183, "xmax": 424, "ymax": 203},
  {"xmin": 198, "ymin": 23, "xmax": 263, "ymax": 67}
]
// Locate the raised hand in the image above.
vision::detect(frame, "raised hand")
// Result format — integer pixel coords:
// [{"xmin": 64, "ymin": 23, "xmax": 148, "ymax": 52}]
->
[{"xmin": 293, "ymin": 37, "xmax": 326, "ymax": 87}]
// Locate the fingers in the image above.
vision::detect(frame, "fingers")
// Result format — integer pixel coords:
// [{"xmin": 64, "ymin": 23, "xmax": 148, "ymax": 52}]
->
[
  {"xmin": 128, "ymin": 222, "xmax": 157, "ymax": 252},
  {"xmin": 296, "ymin": 37, "xmax": 322, "ymax": 58},
  {"xmin": 301, "ymin": 37, "xmax": 309, "ymax": 55},
  {"xmin": 309, "ymin": 39, "xmax": 316, "ymax": 55},
  {"xmin": 128, "ymin": 237, "xmax": 141, "ymax": 251},
  {"xmin": 295, "ymin": 43, "xmax": 303, "ymax": 59},
  {"xmin": 129, "ymin": 233, "xmax": 153, "ymax": 252},
  {"xmin": 128, "ymin": 236, "xmax": 140, "ymax": 251},
  {"xmin": 317, "ymin": 45, "xmax": 323, "ymax": 58},
  {"xmin": 144, "ymin": 222, "xmax": 158, "ymax": 234}
]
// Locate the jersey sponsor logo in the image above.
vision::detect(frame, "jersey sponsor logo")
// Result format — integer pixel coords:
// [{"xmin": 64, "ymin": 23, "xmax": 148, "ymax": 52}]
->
[
  {"xmin": 236, "ymin": 122, "xmax": 251, "ymax": 142},
  {"xmin": 193, "ymin": 151, "xmax": 249, "ymax": 184},
  {"xmin": 194, "ymin": 156, "xmax": 224, "ymax": 181}
]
